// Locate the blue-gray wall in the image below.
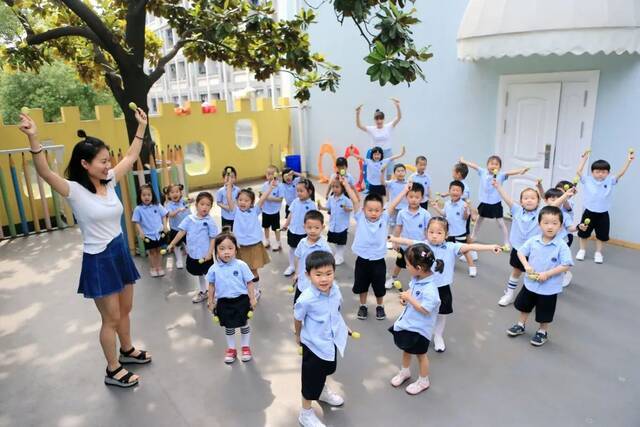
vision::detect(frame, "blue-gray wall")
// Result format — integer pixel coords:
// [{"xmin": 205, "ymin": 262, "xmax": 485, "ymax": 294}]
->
[{"xmin": 304, "ymin": 0, "xmax": 640, "ymax": 243}]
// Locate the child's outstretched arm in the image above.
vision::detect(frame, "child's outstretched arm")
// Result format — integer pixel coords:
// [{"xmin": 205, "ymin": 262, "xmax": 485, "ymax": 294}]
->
[
  {"xmin": 388, "ymin": 182, "xmax": 410, "ymax": 212},
  {"xmin": 342, "ymin": 175, "xmax": 360, "ymax": 211},
  {"xmin": 391, "ymin": 98, "xmax": 402, "ymax": 127},
  {"xmin": 576, "ymin": 149, "xmax": 591, "ymax": 177},
  {"xmin": 430, "ymin": 200, "xmax": 444, "ymax": 216},
  {"xmin": 548, "ymin": 187, "xmax": 576, "ymax": 207},
  {"xmin": 458, "ymin": 157, "xmax": 480, "ymax": 171},
  {"xmin": 615, "ymin": 149, "xmax": 635, "ymax": 181},
  {"xmin": 492, "ymin": 179, "xmax": 514, "ymax": 208},
  {"xmin": 504, "ymin": 167, "xmax": 528, "ymax": 177},
  {"xmin": 460, "ymin": 243, "xmax": 502, "ymax": 255},
  {"xmin": 355, "ymin": 105, "xmax": 367, "ymax": 132},
  {"xmin": 388, "ymin": 235, "xmax": 415, "ymax": 246},
  {"xmin": 348, "ymin": 145, "xmax": 365, "ymax": 162},
  {"xmin": 167, "ymin": 230, "xmax": 186, "ymax": 250},
  {"xmin": 535, "ymin": 178, "xmax": 545, "ymax": 198}
]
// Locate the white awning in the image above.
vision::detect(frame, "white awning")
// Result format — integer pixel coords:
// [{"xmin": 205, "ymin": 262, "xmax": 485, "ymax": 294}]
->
[{"xmin": 457, "ymin": 0, "xmax": 640, "ymax": 61}]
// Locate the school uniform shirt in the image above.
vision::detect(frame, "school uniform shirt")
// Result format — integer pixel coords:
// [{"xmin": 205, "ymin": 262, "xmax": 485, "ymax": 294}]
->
[
  {"xmin": 288, "ymin": 198, "xmax": 317, "ymax": 235},
  {"xmin": 444, "ymin": 199, "xmax": 467, "ymax": 236},
  {"xmin": 65, "ymin": 169, "xmax": 122, "ymax": 254},
  {"xmin": 178, "ymin": 214, "xmax": 219, "ymax": 259},
  {"xmin": 205, "ymin": 258, "xmax": 254, "ymax": 299},
  {"xmin": 294, "ymin": 237, "xmax": 333, "ymax": 292},
  {"xmin": 386, "ymin": 179, "xmax": 409, "ymax": 209},
  {"xmin": 519, "ymin": 234, "xmax": 574, "ymax": 295},
  {"xmin": 351, "ymin": 210, "xmax": 390, "ymax": 260},
  {"xmin": 216, "ymin": 185, "xmax": 240, "ymax": 220},
  {"xmin": 327, "ymin": 194, "xmax": 353, "ymax": 233},
  {"xmin": 460, "ymin": 179, "xmax": 471, "ymax": 201},
  {"xmin": 294, "ymin": 283, "xmax": 348, "ymax": 361},
  {"xmin": 393, "ymin": 275, "xmax": 440, "ymax": 340},
  {"xmin": 166, "ymin": 200, "xmax": 190, "ymax": 230},
  {"xmin": 365, "ymin": 123, "xmax": 393, "ymax": 151},
  {"xmin": 409, "ymin": 172, "xmax": 432, "ymax": 203},
  {"xmin": 557, "ymin": 209, "xmax": 573, "ymax": 241},
  {"xmin": 330, "ymin": 172, "xmax": 356, "ymax": 188},
  {"xmin": 580, "ymin": 174, "xmax": 618, "ymax": 213},
  {"xmin": 365, "ymin": 158, "xmax": 390, "ymax": 186},
  {"xmin": 261, "ymin": 181, "xmax": 284, "ymax": 215},
  {"xmin": 132, "ymin": 204, "xmax": 168, "ymax": 240},
  {"xmin": 282, "ymin": 177, "xmax": 300, "ymax": 206},
  {"xmin": 232, "ymin": 206, "xmax": 263, "ymax": 246},
  {"xmin": 396, "ymin": 207, "xmax": 431, "ymax": 248},
  {"xmin": 477, "ymin": 168, "xmax": 508, "ymax": 204},
  {"xmin": 423, "ymin": 241, "xmax": 464, "ymax": 287},
  {"xmin": 509, "ymin": 204, "xmax": 541, "ymax": 250}
]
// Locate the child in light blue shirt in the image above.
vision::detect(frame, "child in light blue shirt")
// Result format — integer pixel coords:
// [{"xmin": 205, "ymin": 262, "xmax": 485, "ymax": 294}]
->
[
  {"xmin": 206, "ymin": 232, "xmax": 257, "ymax": 364},
  {"xmin": 319, "ymin": 178, "xmax": 354, "ymax": 265},
  {"xmin": 409, "ymin": 155, "xmax": 432, "ymax": 210},
  {"xmin": 261, "ymin": 165, "xmax": 284, "ymax": 251},
  {"xmin": 506, "ymin": 206, "xmax": 574, "ymax": 347},
  {"xmin": 575, "ymin": 150, "xmax": 635, "ymax": 264},
  {"xmin": 164, "ymin": 183, "xmax": 189, "ymax": 269},
  {"xmin": 132, "ymin": 184, "xmax": 168, "ymax": 277},
  {"xmin": 293, "ymin": 210, "xmax": 332, "ymax": 302},
  {"xmin": 282, "ymin": 178, "xmax": 317, "ymax": 277},
  {"xmin": 294, "ymin": 251, "xmax": 351, "ymax": 427},
  {"xmin": 216, "ymin": 165, "xmax": 240, "ymax": 230}
]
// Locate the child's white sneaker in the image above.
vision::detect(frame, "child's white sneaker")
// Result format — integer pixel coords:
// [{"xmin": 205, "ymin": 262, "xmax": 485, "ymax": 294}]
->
[
  {"xmin": 468, "ymin": 266, "xmax": 477, "ymax": 277},
  {"xmin": 319, "ymin": 385, "xmax": 344, "ymax": 406},
  {"xmin": 405, "ymin": 377, "xmax": 430, "ymax": 395},
  {"xmin": 298, "ymin": 408, "xmax": 326, "ymax": 427},
  {"xmin": 150, "ymin": 269, "xmax": 158, "ymax": 278},
  {"xmin": 192, "ymin": 290, "xmax": 207, "ymax": 303},
  {"xmin": 576, "ymin": 249, "xmax": 586, "ymax": 261},
  {"xmin": 157, "ymin": 269, "xmax": 165, "ymax": 277},
  {"xmin": 562, "ymin": 271, "xmax": 573, "ymax": 287},
  {"xmin": 283, "ymin": 265, "xmax": 295, "ymax": 276},
  {"xmin": 262, "ymin": 239, "xmax": 270, "ymax": 248},
  {"xmin": 433, "ymin": 334, "xmax": 446, "ymax": 352},
  {"xmin": 390, "ymin": 368, "xmax": 411, "ymax": 387},
  {"xmin": 385, "ymin": 278, "xmax": 394, "ymax": 289},
  {"xmin": 594, "ymin": 252, "xmax": 603, "ymax": 264},
  {"xmin": 335, "ymin": 254, "xmax": 344, "ymax": 265},
  {"xmin": 498, "ymin": 288, "xmax": 516, "ymax": 307},
  {"xmin": 175, "ymin": 258, "xmax": 184, "ymax": 269}
]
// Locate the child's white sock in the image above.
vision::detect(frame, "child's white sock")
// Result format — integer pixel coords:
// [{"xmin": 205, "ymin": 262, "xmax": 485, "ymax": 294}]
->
[
  {"xmin": 197, "ymin": 275, "xmax": 208, "ymax": 293},
  {"xmin": 240, "ymin": 325, "xmax": 251, "ymax": 346},
  {"xmin": 470, "ymin": 217, "xmax": 484, "ymax": 240},
  {"xmin": 288, "ymin": 249, "xmax": 296, "ymax": 269},
  {"xmin": 334, "ymin": 245, "xmax": 345, "ymax": 258},
  {"xmin": 434, "ymin": 314, "xmax": 447, "ymax": 337},
  {"xmin": 225, "ymin": 328, "xmax": 236, "ymax": 348},
  {"xmin": 507, "ymin": 274, "xmax": 520, "ymax": 290}
]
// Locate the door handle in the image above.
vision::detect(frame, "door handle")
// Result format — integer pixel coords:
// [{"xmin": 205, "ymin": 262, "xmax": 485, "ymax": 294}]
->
[{"xmin": 544, "ymin": 144, "xmax": 551, "ymax": 169}]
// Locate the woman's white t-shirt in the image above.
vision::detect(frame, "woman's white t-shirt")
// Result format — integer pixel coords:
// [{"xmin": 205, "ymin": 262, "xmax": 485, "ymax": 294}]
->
[
  {"xmin": 366, "ymin": 123, "xmax": 393, "ymax": 151},
  {"xmin": 65, "ymin": 169, "xmax": 123, "ymax": 254}
]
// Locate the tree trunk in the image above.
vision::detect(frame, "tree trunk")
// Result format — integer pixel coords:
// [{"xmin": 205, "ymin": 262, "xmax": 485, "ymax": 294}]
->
[{"xmin": 117, "ymin": 69, "xmax": 154, "ymax": 164}]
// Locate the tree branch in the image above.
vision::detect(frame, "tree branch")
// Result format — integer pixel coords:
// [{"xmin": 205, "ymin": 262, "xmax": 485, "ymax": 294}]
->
[
  {"xmin": 58, "ymin": 0, "xmax": 129, "ymax": 68},
  {"xmin": 147, "ymin": 39, "xmax": 186, "ymax": 86},
  {"xmin": 27, "ymin": 26, "xmax": 101, "ymax": 47},
  {"xmin": 3, "ymin": 0, "xmax": 35, "ymax": 37},
  {"xmin": 351, "ymin": 17, "xmax": 372, "ymax": 48},
  {"xmin": 126, "ymin": 0, "xmax": 147, "ymax": 67}
]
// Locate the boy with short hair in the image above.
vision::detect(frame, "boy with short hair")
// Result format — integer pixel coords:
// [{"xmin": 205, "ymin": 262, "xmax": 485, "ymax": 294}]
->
[
  {"xmin": 293, "ymin": 210, "xmax": 332, "ymax": 303},
  {"xmin": 575, "ymin": 150, "xmax": 635, "ymax": 263},
  {"xmin": 506, "ymin": 206, "xmax": 574, "ymax": 347},
  {"xmin": 409, "ymin": 156, "xmax": 432, "ymax": 210},
  {"xmin": 294, "ymin": 251, "xmax": 349, "ymax": 427}
]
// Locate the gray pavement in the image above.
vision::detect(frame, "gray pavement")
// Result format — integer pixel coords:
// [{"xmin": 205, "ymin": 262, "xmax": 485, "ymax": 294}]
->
[{"xmin": 1, "ymin": 191, "xmax": 639, "ymax": 427}]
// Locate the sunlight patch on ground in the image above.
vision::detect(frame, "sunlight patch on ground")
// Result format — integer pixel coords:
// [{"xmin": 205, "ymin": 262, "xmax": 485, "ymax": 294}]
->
[{"xmin": 0, "ymin": 302, "xmax": 43, "ymax": 336}]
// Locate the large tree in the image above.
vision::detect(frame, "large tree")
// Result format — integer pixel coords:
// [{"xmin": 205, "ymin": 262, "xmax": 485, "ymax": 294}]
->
[{"xmin": 1, "ymin": 0, "xmax": 432, "ymax": 161}]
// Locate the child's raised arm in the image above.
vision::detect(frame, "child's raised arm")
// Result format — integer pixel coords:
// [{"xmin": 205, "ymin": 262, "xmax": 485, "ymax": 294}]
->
[
  {"xmin": 548, "ymin": 187, "xmax": 576, "ymax": 208},
  {"xmin": 348, "ymin": 145, "xmax": 365, "ymax": 162},
  {"xmin": 355, "ymin": 105, "xmax": 367, "ymax": 132},
  {"xmin": 388, "ymin": 145, "xmax": 406, "ymax": 162},
  {"xmin": 535, "ymin": 178, "xmax": 545, "ymax": 198},
  {"xmin": 492, "ymin": 179, "xmax": 514, "ymax": 208},
  {"xmin": 257, "ymin": 178, "xmax": 277, "ymax": 208},
  {"xmin": 576, "ymin": 149, "xmax": 591, "ymax": 177},
  {"xmin": 504, "ymin": 167, "xmax": 528, "ymax": 177},
  {"xmin": 458, "ymin": 157, "xmax": 480, "ymax": 171},
  {"xmin": 225, "ymin": 177, "xmax": 235, "ymax": 211},
  {"xmin": 430, "ymin": 200, "xmax": 444, "ymax": 216},
  {"xmin": 615, "ymin": 149, "xmax": 635, "ymax": 181},
  {"xmin": 341, "ymin": 175, "xmax": 360, "ymax": 211}
]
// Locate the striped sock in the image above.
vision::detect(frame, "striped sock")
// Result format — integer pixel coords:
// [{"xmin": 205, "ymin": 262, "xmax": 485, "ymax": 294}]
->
[
  {"xmin": 507, "ymin": 275, "xmax": 519, "ymax": 290},
  {"xmin": 240, "ymin": 325, "xmax": 251, "ymax": 347},
  {"xmin": 225, "ymin": 328, "xmax": 236, "ymax": 348}
]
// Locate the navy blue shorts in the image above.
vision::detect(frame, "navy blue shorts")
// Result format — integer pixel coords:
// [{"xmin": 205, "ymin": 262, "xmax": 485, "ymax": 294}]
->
[{"xmin": 78, "ymin": 234, "xmax": 140, "ymax": 299}]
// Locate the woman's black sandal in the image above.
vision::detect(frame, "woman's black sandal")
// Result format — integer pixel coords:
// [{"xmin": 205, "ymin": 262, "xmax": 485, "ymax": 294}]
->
[
  {"xmin": 104, "ymin": 365, "xmax": 138, "ymax": 388},
  {"xmin": 119, "ymin": 347, "xmax": 152, "ymax": 364}
]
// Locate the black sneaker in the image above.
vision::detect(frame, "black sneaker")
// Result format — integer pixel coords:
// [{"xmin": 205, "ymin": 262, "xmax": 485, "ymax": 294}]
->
[
  {"xmin": 357, "ymin": 305, "xmax": 368, "ymax": 320},
  {"xmin": 375, "ymin": 305, "xmax": 386, "ymax": 320},
  {"xmin": 506, "ymin": 324, "xmax": 525, "ymax": 337},
  {"xmin": 530, "ymin": 331, "xmax": 548, "ymax": 346}
]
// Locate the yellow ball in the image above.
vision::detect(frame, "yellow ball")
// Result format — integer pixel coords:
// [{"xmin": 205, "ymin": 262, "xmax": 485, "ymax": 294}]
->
[
  {"xmin": 396, "ymin": 252, "xmax": 403, "ymax": 259},
  {"xmin": 339, "ymin": 169, "xmax": 346, "ymax": 176},
  {"xmin": 160, "ymin": 249, "xmax": 167, "ymax": 255},
  {"xmin": 298, "ymin": 346, "xmax": 303, "ymax": 356},
  {"xmin": 20, "ymin": 106, "xmax": 30, "ymax": 115},
  {"xmin": 527, "ymin": 273, "xmax": 539, "ymax": 281},
  {"xmin": 144, "ymin": 238, "xmax": 150, "ymax": 243},
  {"xmin": 198, "ymin": 258, "xmax": 205, "ymax": 264},
  {"xmin": 212, "ymin": 316, "xmax": 219, "ymax": 324},
  {"xmin": 128, "ymin": 102, "xmax": 137, "ymax": 111},
  {"xmin": 287, "ymin": 285, "xmax": 295, "ymax": 293},
  {"xmin": 563, "ymin": 184, "xmax": 570, "ymax": 191},
  {"xmin": 247, "ymin": 311, "xmax": 254, "ymax": 319},
  {"xmin": 630, "ymin": 148, "xmax": 635, "ymax": 154},
  {"xmin": 492, "ymin": 168, "xmax": 499, "ymax": 175},
  {"xmin": 584, "ymin": 218, "xmax": 591, "ymax": 225},
  {"xmin": 501, "ymin": 245, "xmax": 510, "ymax": 252},
  {"xmin": 393, "ymin": 280, "xmax": 402, "ymax": 290},
  {"xmin": 351, "ymin": 331, "xmax": 361, "ymax": 339}
]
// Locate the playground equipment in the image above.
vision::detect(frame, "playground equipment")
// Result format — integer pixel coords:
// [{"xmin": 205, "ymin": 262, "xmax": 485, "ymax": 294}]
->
[{"xmin": 317, "ymin": 143, "xmax": 366, "ymax": 191}]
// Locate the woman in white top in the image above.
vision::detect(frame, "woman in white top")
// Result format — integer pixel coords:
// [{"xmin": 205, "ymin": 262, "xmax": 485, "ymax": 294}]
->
[
  {"xmin": 355, "ymin": 98, "xmax": 402, "ymax": 179},
  {"xmin": 18, "ymin": 108, "xmax": 150, "ymax": 388}
]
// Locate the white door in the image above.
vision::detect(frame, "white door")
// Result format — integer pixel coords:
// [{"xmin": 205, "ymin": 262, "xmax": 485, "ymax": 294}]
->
[{"xmin": 498, "ymin": 82, "xmax": 562, "ymax": 204}]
